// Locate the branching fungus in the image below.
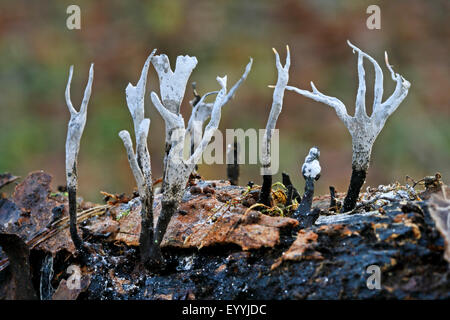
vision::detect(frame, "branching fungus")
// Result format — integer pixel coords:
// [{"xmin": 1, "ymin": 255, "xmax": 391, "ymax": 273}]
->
[
  {"xmin": 286, "ymin": 41, "xmax": 410, "ymax": 212},
  {"xmin": 64, "ymin": 63, "xmax": 94, "ymax": 256},
  {"xmin": 150, "ymin": 57, "xmax": 252, "ymax": 266},
  {"xmin": 259, "ymin": 46, "xmax": 290, "ymax": 206},
  {"xmin": 186, "ymin": 59, "xmax": 252, "ymax": 160},
  {"xmin": 119, "ymin": 50, "xmax": 156, "ymax": 266}
]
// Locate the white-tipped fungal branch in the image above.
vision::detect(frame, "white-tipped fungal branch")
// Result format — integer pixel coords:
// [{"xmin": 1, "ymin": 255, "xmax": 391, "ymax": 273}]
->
[
  {"xmin": 65, "ymin": 63, "xmax": 94, "ymax": 255},
  {"xmin": 150, "ymin": 59, "xmax": 252, "ymax": 264},
  {"xmin": 186, "ymin": 58, "xmax": 253, "ymax": 157},
  {"xmin": 259, "ymin": 46, "xmax": 290, "ymax": 206},
  {"xmin": 152, "ymin": 54, "xmax": 198, "ymax": 188},
  {"xmin": 120, "ymin": 50, "xmax": 156, "ymax": 266},
  {"xmin": 286, "ymin": 41, "xmax": 410, "ymax": 212}
]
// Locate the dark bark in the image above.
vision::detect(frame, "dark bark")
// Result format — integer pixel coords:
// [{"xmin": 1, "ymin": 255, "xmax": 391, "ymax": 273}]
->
[
  {"xmin": 68, "ymin": 186, "xmax": 85, "ymax": 256},
  {"xmin": 227, "ymin": 141, "xmax": 239, "ymax": 186},
  {"xmin": 297, "ymin": 207, "xmax": 321, "ymax": 229},
  {"xmin": 258, "ymin": 174, "xmax": 272, "ymax": 206},
  {"xmin": 0, "ymin": 232, "xmax": 37, "ymax": 299},
  {"xmin": 342, "ymin": 168, "xmax": 367, "ymax": 212}
]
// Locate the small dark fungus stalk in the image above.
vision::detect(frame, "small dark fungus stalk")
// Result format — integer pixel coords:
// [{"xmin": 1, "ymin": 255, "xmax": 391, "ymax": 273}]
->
[
  {"xmin": 293, "ymin": 147, "xmax": 321, "ymax": 221},
  {"xmin": 282, "ymin": 172, "xmax": 301, "ymax": 206},
  {"xmin": 227, "ymin": 141, "xmax": 239, "ymax": 185}
]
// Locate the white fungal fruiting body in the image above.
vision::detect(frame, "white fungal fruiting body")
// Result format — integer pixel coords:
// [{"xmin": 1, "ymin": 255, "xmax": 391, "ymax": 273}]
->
[
  {"xmin": 64, "ymin": 62, "xmax": 94, "ymax": 253},
  {"xmin": 152, "ymin": 54, "xmax": 198, "ymax": 114},
  {"xmin": 186, "ymin": 58, "xmax": 252, "ymax": 154},
  {"xmin": 287, "ymin": 41, "xmax": 410, "ymax": 172},
  {"xmin": 120, "ymin": 50, "xmax": 156, "ymax": 199},
  {"xmin": 261, "ymin": 47, "xmax": 290, "ymax": 173},
  {"xmin": 125, "ymin": 49, "xmax": 156, "ymax": 140},
  {"xmin": 302, "ymin": 147, "xmax": 321, "ymax": 179},
  {"xmin": 151, "ymin": 59, "xmax": 252, "ymax": 196},
  {"xmin": 302, "ymin": 160, "xmax": 321, "ymax": 179},
  {"xmin": 65, "ymin": 63, "xmax": 94, "ymax": 189}
]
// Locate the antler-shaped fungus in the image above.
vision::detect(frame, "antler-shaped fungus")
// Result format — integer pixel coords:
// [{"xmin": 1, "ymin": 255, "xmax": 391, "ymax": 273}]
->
[
  {"xmin": 152, "ymin": 54, "xmax": 198, "ymax": 190},
  {"xmin": 150, "ymin": 59, "xmax": 252, "ymax": 266},
  {"xmin": 186, "ymin": 59, "xmax": 252, "ymax": 159},
  {"xmin": 286, "ymin": 41, "xmax": 410, "ymax": 212},
  {"xmin": 65, "ymin": 63, "xmax": 94, "ymax": 256},
  {"xmin": 259, "ymin": 46, "xmax": 290, "ymax": 206},
  {"xmin": 119, "ymin": 50, "xmax": 156, "ymax": 266}
]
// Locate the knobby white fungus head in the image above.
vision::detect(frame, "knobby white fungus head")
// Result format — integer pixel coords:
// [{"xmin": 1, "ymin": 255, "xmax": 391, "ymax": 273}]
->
[
  {"xmin": 65, "ymin": 63, "xmax": 94, "ymax": 188},
  {"xmin": 302, "ymin": 147, "xmax": 321, "ymax": 180},
  {"xmin": 287, "ymin": 41, "xmax": 410, "ymax": 172}
]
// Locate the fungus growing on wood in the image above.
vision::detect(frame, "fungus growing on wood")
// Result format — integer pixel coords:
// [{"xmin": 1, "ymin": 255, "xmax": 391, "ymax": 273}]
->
[
  {"xmin": 149, "ymin": 57, "xmax": 253, "ymax": 266},
  {"xmin": 186, "ymin": 59, "xmax": 253, "ymax": 160},
  {"xmin": 282, "ymin": 172, "xmax": 301, "ymax": 207},
  {"xmin": 64, "ymin": 63, "xmax": 94, "ymax": 256},
  {"xmin": 119, "ymin": 50, "xmax": 156, "ymax": 266},
  {"xmin": 259, "ymin": 46, "xmax": 290, "ymax": 206},
  {"xmin": 293, "ymin": 147, "xmax": 321, "ymax": 221},
  {"xmin": 286, "ymin": 41, "xmax": 410, "ymax": 212},
  {"xmin": 226, "ymin": 142, "xmax": 239, "ymax": 185},
  {"xmin": 151, "ymin": 54, "xmax": 198, "ymax": 191}
]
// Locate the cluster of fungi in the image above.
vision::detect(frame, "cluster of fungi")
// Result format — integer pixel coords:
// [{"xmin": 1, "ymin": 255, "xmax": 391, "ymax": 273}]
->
[{"xmin": 63, "ymin": 41, "xmax": 409, "ymax": 269}]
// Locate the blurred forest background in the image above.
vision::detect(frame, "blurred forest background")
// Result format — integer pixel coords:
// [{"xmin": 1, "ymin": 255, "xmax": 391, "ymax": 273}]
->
[{"xmin": 0, "ymin": 0, "xmax": 448, "ymax": 202}]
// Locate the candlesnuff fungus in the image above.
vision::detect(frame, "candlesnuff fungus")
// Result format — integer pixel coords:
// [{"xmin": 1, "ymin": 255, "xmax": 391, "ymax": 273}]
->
[
  {"xmin": 282, "ymin": 172, "xmax": 301, "ymax": 207},
  {"xmin": 64, "ymin": 63, "xmax": 94, "ymax": 256},
  {"xmin": 186, "ymin": 59, "xmax": 253, "ymax": 159},
  {"xmin": 150, "ymin": 58, "xmax": 252, "ymax": 266},
  {"xmin": 119, "ymin": 50, "xmax": 156, "ymax": 265},
  {"xmin": 151, "ymin": 54, "xmax": 198, "ymax": 192},
  {"xmin": 259, "ymin": 46, "xmax": 290, "ymax": 206},
  {"xmin": 293, "ymin": 147, "xmax": 321, "ymax": 221},
  {"xmin": 286, "ymin": 41, "xmax": 410, "ymax": 212},
  {"xmin": 226, "ymin": 141, "xmax": 239, "ymax": 185}
]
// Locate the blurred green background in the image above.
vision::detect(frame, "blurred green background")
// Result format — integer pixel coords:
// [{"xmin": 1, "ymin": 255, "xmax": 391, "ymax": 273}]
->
[{"xmin": 0, "ymin": 0, "xmax": 448, "ymax": 202}]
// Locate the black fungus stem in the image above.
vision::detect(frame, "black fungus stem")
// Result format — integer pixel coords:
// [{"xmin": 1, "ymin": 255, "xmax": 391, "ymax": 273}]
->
[
  {"xmin": 139, "ymin": 194, "xmax": 155, "ymax": 266},
  {"xmin": 292, "ymin": 178, "xmax": 315, "ymax": 220},
  {"xmin": 329, "ymin": 186, "xmax": 337, "ymax": 211},
  {"xmin": 227, "ymin": 141, "xmax": 239, "ymax": 185},
  {"xmin": 282, "ymin": 172, "xmax": 301, "ymax": 205},
  {"xmin": 68, "ymin": 186, "xmax": 85, "ymax": 256},
  {"xmin": 146, "ymin": 198, "xmax": 178, "ymax": 267},
  {"xmin": 342, "ymin": 168, "xmax": 367, "ymax": 212},
  {"xmin": 258, "ymin": 174, "xmax": 272, "ymax": 206}
]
